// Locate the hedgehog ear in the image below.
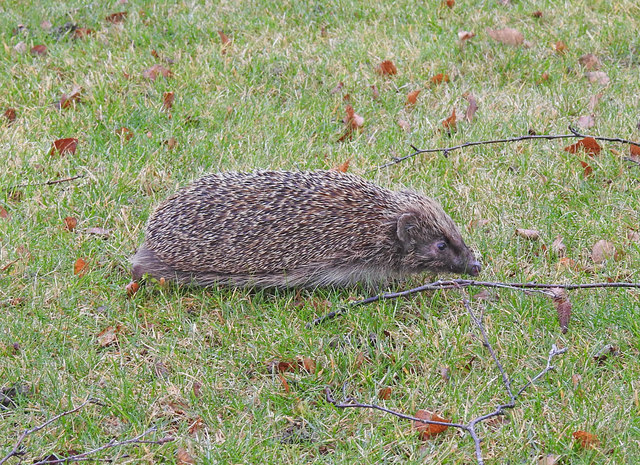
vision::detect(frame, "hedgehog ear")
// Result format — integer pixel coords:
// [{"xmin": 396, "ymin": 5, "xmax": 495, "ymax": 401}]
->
[{"xmin": 396, "ymin": 212, "xmax": 418, "ymax": 247}]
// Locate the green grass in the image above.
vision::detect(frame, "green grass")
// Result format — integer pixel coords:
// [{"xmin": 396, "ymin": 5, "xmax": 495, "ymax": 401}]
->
[{"xmin": 1, "ymin": 0, "xmax": 640, "ymax": 463}]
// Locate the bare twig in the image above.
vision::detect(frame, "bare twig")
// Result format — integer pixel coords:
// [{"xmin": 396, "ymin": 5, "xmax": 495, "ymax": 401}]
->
[
  {"xmin": 623, "ymin": 156, "xmax": 640, "ymax": 167},
  {"xmin": 375, "ymin": 126, "xmax": 640, "ymax": 169},
  {"xmin": 0, "ymin": 399, "xmax": 173, "ymax": 465},
  {"xmin": 4, "ymin": 174, "xmax": 85, "ymax": 192},
  {"xmin": 325, "ymin": 299, "xmax": 567, "ymax": 465}
]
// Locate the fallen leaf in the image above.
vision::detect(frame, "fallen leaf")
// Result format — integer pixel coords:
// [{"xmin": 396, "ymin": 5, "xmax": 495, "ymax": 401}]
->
[
  {"xmin": 464, "ymin": 93, "xmax": 478, "ymax": 122},
  {"xmin": 626, "ymin": 229, "xmax": 640, "ymax": 243},
  {"xmin": 397, "ymin": 119, "xmax": 411, "ymax": 132},
  {"xmin": 143, "ymin": 64, "xmax": 172, "ymax": 80},
  {"xmin": 532, "ymin": 10, "xmax": 543, "ymax": 18},
  {"xmin": 579, "ymin": 53, "xmax": 600, "ymax": 70},
  {"xmin": 30, "ymin": 45, "xmax": 47, "ymax": 56},
  {"xmin": 445, "ymin": 0, "xmax": 454, "ymax": 7},
  {"xmin": 593, "ymin": 344, "xmax": 619, "ymax": 364},
  {"xmin": 551, "ymin": 235, "xmax": 566, "ymax": 256},
  {"xmin": 218, "ymin": 30, "xmax": 231, "ymax": 46},
  {"xmin": 302, "ymin": 357, "xmax": 316, "ymax": 373},
  {"xmin": 375, "ymin": 60, "xmax": 397, "ymax": 76},
  {"xmin": 192, "ymin": 381, "xmax": 203, "ymax": 398},
  {"xmin": 164, "ymin": 138, "xmax": 178, "ymax": 150},
  {"xmin": 576, "ymin": 115, "xmax": 595, "ymax": 129},
  {"xmin": 330, "ymin": 82, "xmax": 344, "ymax": 94},
  {"xmin": 0, "ymin": 207, "xmax": 9, "ymax": 219},
  {"xmin": 86, "ymin": 227, "xmax": 111, "ymax": 237},
  {"xmin": 115, "ymin": 127, "xmax": 134, "ymax": 141},
  {"xmin": 56, "ymin": 86, "xmax": 82, "ymax": 110},
  {"xmin": 4, "ymin": 108, "xmax": 16, "ymax": 124},
  {"xmin": 629, "ymin": 143, "xmax": 640, "ymax": 161},
  {"xmin": 125, "ymin": 281, "xmax": 140, "ymax": 297},
  {"xmin": 585, "ymin": 71, "xmax": 609, "ymax": 86},
  {"xmin": 267, "ymin": 360, "xmax": 297, "ymax": 373},
  {"xmin": 64, "ymin": 216, "xmax": 78, "ymax": 231},
  {"xmin": 406, "ymin": 89, "xmax": 420, "ymax": 106},
  {"xmin": 332, "ymin": 158, "xmax": 350, "ymax": 173},
  {"xmin": 572, "ymin": 373, "xmax": 582, "ymax": 387},
  {"xmin": 74, "ymin": 257, "xmax": 88, "ymax": 276},
  {"xmin": 587, "ymin": 93, "xmax": 603, "ymax": 112},
  {"xmin": 73, "ymin": 28, "xmax": 94, "ymax": 39},
  {"xmin": 591, "ymin": 240, "xmax": 615, "ymax": 264},
  {"xmin": 354, "ymin": 351, "xmax": 366, "ymax": 369},
  {"xmin": 553, "ymin": 40, "xmax": 567, "ymax": 54},
  {"xmin": 50, "ymin": 138, "xmax": 78, "ymax": 156},
  {"xmin": 572, "ymin": 430, "xmax": 600, "ymax": 448},
  {"xmin": 106, "ymin": 12, "xmax": 127, "ymax": 23},
  {"xmin": 370, "ymin": 84, "xmax": 379, "ymax": 99},
  {"xmin": 342, "ymin": 93, "xmax": 350, "ymax": 101},
  {"xmin": 378, "ymin": 387, "xmax": 392, "ymax": 400},
  {"xmin": 338, "ymin": 105, "xmax": 364, "ymax": 141},
  {"xmin": 515, "ymin": 228, "xmax": 540, "ymax": 240},
  {"xmin": 564, "ymin": 137, "xmax": 601, "ymax": 156},
  {"xmin": 488, "ymin": 28, "xmax": 524, "ymax": 46},
  {"xmin": 279, "ymin": 373, "xmax": 290, "ymax": 393},
  {"xmin": 442, "ymin": 108, "xmax": 456, "ymax": 131},
  {"xmin": 538, "ymin": 454, "xmax": 560, "ymax": 465},
  {"xmin": 579, "ymin": 160, "xmax": 593, "ymax": 177},
  {"xmin": 538, "ymin": 72, "xmax": 550, "ymax": 83},
  {"xmin": 176, "ymin": 447, "xmax": 195, "ymax": 465},
  {"xmin": 40, "ymin": 20, "xmax": 52, "ymax": 30},
  {"xmin": 413, "ymin": 410, "xmax": 450, "ymax": 440},
  {"xmin": 550, "ymin": 288, "xmax": 571, "ymax": 333},
  {"xmin": 458, "ymin": 30, "xmax": 475, "ymax": 41},
  {"xmin": 163, "ymin": 92, "xmax": 175, "ymax": 110},
  {"xmin": 431, "ymin": 73, "xmax": 449, "ymax": 84}
]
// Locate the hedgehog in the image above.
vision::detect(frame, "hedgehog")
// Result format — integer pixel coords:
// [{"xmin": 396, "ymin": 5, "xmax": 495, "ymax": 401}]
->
[{"xmin": 131, "ymin": 170, "xmax": 481, "ymax": 288}]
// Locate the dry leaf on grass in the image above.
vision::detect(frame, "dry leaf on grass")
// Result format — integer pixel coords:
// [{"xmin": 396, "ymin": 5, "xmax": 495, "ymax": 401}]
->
[
  {"xmin": 572, "ymin": 430, "xmax": 600, "ymax": 448},
  {"xmin": 564, "ymin": 137, "xmax": 601, "ymax": 156},
  {"xmin": 551, "ymin": 235, "xmax": 566, "ymax": 256},
  {"xmin": 576, "ymin": 115, "xmax": 595, "ymax": 129},
  {"xmin": 442, "ymin": 108, "xmax": 456, "ymax": 131},
  {"xmin": 332, "ymin": 158, "xmax": 350, "ymax": 173},
  {"xmin": 106, "ymin": 12, "xmax": 127, "ymax": 23},
  {"xmin": 50, "ymin": 138, "xmax": 78, "ymax": 156},
  {"xmin": 4, "ymin": 108, "xmax": 16, "ymax": 124},
  {"xmin": 579, "ymin": 53, "xmax": 600, "ymax": 70},
  {"xmin": 538, "ymin": 454, "xmax": 560, "ymax": 465},
  {"xmin": 73, "ymin": 257, "xmax": 88, "ymax": 276},
  {"xmin": 591, "ymin": 240, "xmax": 616, "ymax": 264},
  {"xmin": 0, "ymin": 207, "xmax": 9, "ymax": 219},
  {"xmin": 86, "ymin": 227, "xmax": 111, "ymax": 238},
  {"xmin": 370, "ymin": 84, "xmax": 379, "ymax": 99},
  {"xmin": 515, "ymin": 228, "xmax": 540, "ymax": 240},
  {"xmin": 63, "ymin": 216, "xmax": 78, "ymax": 231},
  {"xmin": 553, "ymin": 40, "xmax": 567, "ymax": 54},
  {"xmin": 375, "ymin": 60, "xmax": 397, "ymax": 76},
  {"xmin": 458, "ymin": 30, "xmax": 475, "ymax": 41},
  {"xmin": 96, "ymin": 325, "xmax": 122, "ymax": 347},
  {"xmin": 405, "ymin": 89, "xmax": 420, "ymax": 106},
  {"xmin": 585, "ymin": 71, "xmax": 610, "ymax": 86},
  {"xmin": 488, "ymin": 28, "xmax": 524, "ymax": 46},
  {"xmin": 338, "ymin": 105, "xmax": 364, "ymax": 141},
  {"xmin": 413, "ymin": 410, "xmax": 450, "ymax": 440},
  {"xmin": 579, "ymin": 160, "xmax": 593, "ymax": 177},
  {"xmin": 115, "ymin": 127, "xmax": 134, "ymax": 141},
  {"xmin": 378, "ymin": 387, "xmax": 392, "ymax": 400},
  {"xmin": 464, "ymin": 93, "xmax": 477, "ymax": 122},
  {"xmin": 30, "ymin": 45, "xmax": 47, "ymax": 56},
  {"xmin": 143, "ymin": 64, "xmax": 172, "ymax": 80},
  {"xmin": 56, "ymin": 86, "xmax": 83, "ymax": 110},
  {"xmin": 125, "ymin": 281, "xmax": 140, "ymax": 297},
  {"xmin": 176, "ymin": 447, "xmax": 195, "ymax": 465},
  {"xmin": 397, "ymin": 119, "xmax": 410, "ymax": 132},
  {"xmin": 550, "ymin": 287, "xmax": 571, "ymax": 333},
  {"xmin": 431, "ymin": 73, "xmax": 449, "ymax": 84},
  {"xmin": 163, "ymin": 92, "xmax": 175, "ymax": 110}
]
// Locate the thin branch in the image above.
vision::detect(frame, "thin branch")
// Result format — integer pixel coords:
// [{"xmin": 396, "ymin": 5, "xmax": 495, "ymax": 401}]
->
[
  {"xmin": 0, "ymin": 398, "xmax": 99, "ymax": 465},
  {"xmin": 30, "ymin": 427, "xmax": 174, "ymax": 465},
  {"xmin": 623, "ymin": 156, "xmax": 640, "ymax": 167},
  {"xmin": 4, "ymin": 174, "xmax": 85, "ymax": 192},
  {"xmin": 325, "ymin": 299, "xmax": 568, "ymax": 465},
  {"xmin": 375, "ymin": 126, "xmax": 640, "ymax": 169}
]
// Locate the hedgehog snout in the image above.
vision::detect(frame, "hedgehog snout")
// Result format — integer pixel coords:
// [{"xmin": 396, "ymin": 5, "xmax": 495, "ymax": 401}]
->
[{"xmin": 468, "ymin": 260, "xmax": 481, "ymax": 276}]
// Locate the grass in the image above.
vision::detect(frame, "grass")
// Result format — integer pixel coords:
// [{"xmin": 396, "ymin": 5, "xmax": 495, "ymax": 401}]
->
[{"xmin": 1, "ymin": 0, "xmax": 640, "ymax": 463}]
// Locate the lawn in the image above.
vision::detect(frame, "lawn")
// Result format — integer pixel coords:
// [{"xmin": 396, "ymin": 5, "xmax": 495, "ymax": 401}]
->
[{"xmin": 1, "ymin": 0, "xmax": 639, "ymax": 463}]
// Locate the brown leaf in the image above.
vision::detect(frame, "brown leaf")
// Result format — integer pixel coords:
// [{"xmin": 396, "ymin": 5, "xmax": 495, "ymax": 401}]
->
[
  {"xmin": 572, "ymin": 430, "xmax": 600, "ymax": 448},
  {"xmin": 587, "ymin": 93, "xmax": 603, "ymax": 112},
  {"xmin": 354, "ymin": 351, "xmax": 366, "ymax": 369},
  {"xmin": 164, "ymin": 137, "xmax": 178, "ymax": 150},
  {"xmin": 86, "ymin": 227, "xmax": 111, "ymax": 238},
  {"xmin": 593, "ymin": 345, "xmax": 619, "ymax": 364},
  {"xmin": 564, "ymin": 137, "xmax": 601, "ymax": 156},
  {"xmin": 532, "ymin": 10, "xmax": 543, "ymax": 18},
  {"xmin": 302, "ymin": 357, "xmax": 316, "ymax": 373},
  {"xmin": 4, "ymin": 108, "xmax": 16, "ymax": 124},
  {"xmin": 143, "ymin": 64, "xmax": 172, "ymax": 80},
  {"xmin": 106, "ymin": 12, "xmax": 128, "ymax": 23},
  {"xmin": 445, "ymin": 0, "xmax": 454, "ymax": 7},
  {"xmin": 551, "ymin": 235, "xmax": 566, "ymax": 256},
  {"xmin": 218, "ymin": 30, "xmax": 231, "ymax": 46},
  {"xmin": 464, "ymin": 93, "xmax": 478, "ymax": 122},
  {"xmin": 125, "ymin": 281, "xmax": 140, "ymax": 297},
  {"xmin": 413, "ymin": 410, "xmax": 450, "ymax": 440},
  {"xmin": 538, "ymin": 454, "xmax": 560, "ymax": 465},
  {"xmin": 550, "ymin": 288, "xmax": 571, "ymax": 333},
  {"xmin": 163, "ymin": 92, "xmax": 175, "ymax": 110},
  {"xmin": 591, "ymin": 240, "xmax": 615, "ymax": 264},
  {"xmin": 515, "ymin": 228, "xmax": 540, "ymax": 240},
  {"xmin": 192, "ymin": 381, "xmax": 203, "ymax": 398},
  {"xmin": 115, "ymin": 127, "xmax": 134, "ymax": 141},
  {"xmin": 330, "ymin": 82, "xmax": 344, "ymax": 94},
  {"xmin": 40, "ymin": 20, "xmax": 52, "ymax": 30},
  {"xmin": 370, "ymin": 84, "xmax": 379, "ymax": 99},
  {"xmin": 585, "ymin": 71, "xmax": 610, "ymax": 86},
  {"xmin": 538, "ymin": 72, "xmax": 550, "ymax": 83},
  {"xmin": 14, "ymin": 42, "xmax": 27, "ymax": 54},
  {"xmin": 0, "ymin": 207, "xmax": 9, "ymax": 220},
  {"xmin": 268, "ymin": 360, "xmax": 297, "ymax": 373},
  {"xmin": 458, "ymin": 30, "xmax": 475, "ymax": 41},
  {"xmin": 572, "ymin": 373, "xmax": 582, "ymax": 388},
  {"xmin": 96, "ymin": 326, "xmax": 118, "ymax": 347},
  {"xmin": 73, "ymin": 258, "xmax": 88, "ymax": 276},
  {"xmin": 579, "ymin": 53, "xmax": 601, "ymax": 70},
  {"xmin": 30, "ymin": 45, "xmax": 47, "ymax": 56},
  {"xmin": 339, "ymin": 105, "xmax": 364, "ymax": 141},
  {"xmin": 378, "ymin": 387, "xmax": 392, "ymax": 400},
  {"xmin": 488, "ymin": 28, "xmax": 524, "ymax": 46},
  {"xmin": 63, "ymin": 216, "xmax": 78, "ymax": 232},
  {"xmin": 50, "ymin": 138, "xmax": 78, "ymax": 156},
  {"xmin": 375, "ymin": 60, "xmax": 397, "ymax": 76},
  {"xmin": 405, "ymin": 89, "xmax": 420, "ymax": 106},
  {"xmin": 397, "ymin": 119, "xmax": 411, "ymax": 132},
  {"xmin": 579, "ymin": 160, "xmax": 593, "ymax": 178},
  {"xmin": 73, "ymin": 28, "xmax": 94, "ymax": 39},
  {"xmin": 553, "ymin": 40, "xmax": 567, "ymax": 54},
  {"xmin": 332, "ymin": 158, "xmax": 350, "ymax": 173},
  {"xmin": 629, "ymin": 143, "xmax": 640, "ymax": 161},
  {"xmin": 430, "ymin": 73, "xmax": 449, "ymax": 85},
  {"xmin": 442, "ymin": 108, "xmax": 456, "ymax": 131},
  {"xmin": 279, "ymin": 373, "xmax": 290, "ymax": 393},
  {"xmin": 56, "ymin": 86, "xmax": 83, "ymax": 110},
  {"xmin": 576, "ymin": 115, "xmax": 595, "ymax": 129},
  {"xmin": 176, "ymin": 447, "xmax": 195, "ymax": 465}
]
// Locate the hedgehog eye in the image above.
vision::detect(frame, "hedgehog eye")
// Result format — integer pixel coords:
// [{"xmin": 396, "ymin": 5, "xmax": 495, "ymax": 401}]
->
[{"xmin": 437, "ymin": 241, "xmax": 447, "ymax": 251}]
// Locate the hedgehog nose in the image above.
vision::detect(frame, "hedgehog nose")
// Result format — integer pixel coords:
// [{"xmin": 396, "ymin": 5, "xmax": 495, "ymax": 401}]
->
[{"xmin": 468, "ymin": 261, "xmax": 481, "ymax": 276}]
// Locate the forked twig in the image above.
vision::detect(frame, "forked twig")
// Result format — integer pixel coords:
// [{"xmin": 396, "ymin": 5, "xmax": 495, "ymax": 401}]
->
[{"xmin": 3, "ymin": 174, "xmax": 85, "ymax": 192}]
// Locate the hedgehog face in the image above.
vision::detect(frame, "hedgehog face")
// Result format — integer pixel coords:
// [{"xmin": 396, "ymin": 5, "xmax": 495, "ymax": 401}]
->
[{"xmin": 396, "ymin": 211, "xmax": 481, "ymax": 276}]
